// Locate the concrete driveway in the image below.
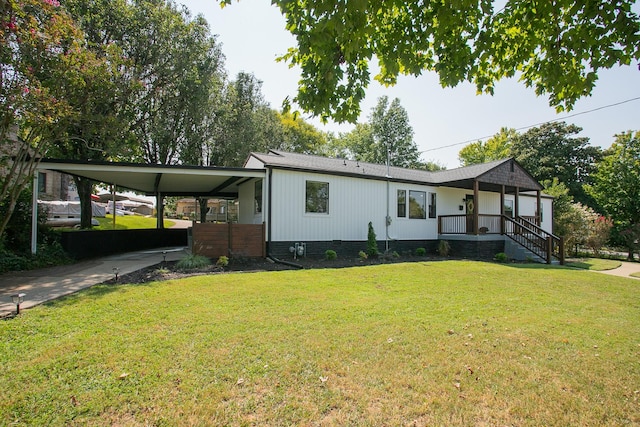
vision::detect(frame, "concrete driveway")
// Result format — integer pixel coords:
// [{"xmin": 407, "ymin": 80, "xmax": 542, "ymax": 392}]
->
[{"xmin": 0, "ymin": 247, "xmax": 188, "ymax": 317}]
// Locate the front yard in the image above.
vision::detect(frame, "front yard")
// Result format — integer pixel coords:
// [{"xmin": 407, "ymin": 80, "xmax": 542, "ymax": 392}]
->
[{"xmin": 1, "ymin": 261, "xmax": 638, "ymax": 425}]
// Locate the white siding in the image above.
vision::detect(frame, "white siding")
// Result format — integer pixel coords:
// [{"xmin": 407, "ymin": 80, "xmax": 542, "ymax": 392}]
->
[
  {"xmin": 238, "ymin": 178, "xmax": 264, "ymax": 225},
  {"xmin": 519, "ymin": 194, "xmax": 553, "ymax": 233},
  {"xmin": 269, "ymin": 170, "xmax": 439, "ymax": 241}
]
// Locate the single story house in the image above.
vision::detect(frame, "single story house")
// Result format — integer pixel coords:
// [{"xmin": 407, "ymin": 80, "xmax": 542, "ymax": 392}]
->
[
  {"xmin": 34, "ymin": 150, "xmax": 563, "ymax": 263},
  {"xmin": 239, "ymin": 150, "xmax": 561, "ymax": 263}
]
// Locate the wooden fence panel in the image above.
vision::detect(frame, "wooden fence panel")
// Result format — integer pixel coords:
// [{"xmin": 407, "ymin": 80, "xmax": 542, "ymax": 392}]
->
[{"xmin": 192, "ymin": 223, "xmax": 265, "ymax": 258}]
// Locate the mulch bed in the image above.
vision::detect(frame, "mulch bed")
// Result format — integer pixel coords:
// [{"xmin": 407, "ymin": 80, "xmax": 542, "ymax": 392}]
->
[{"xmin": 107, "ymin": 255, "xmax": 438, "ymax": 285}]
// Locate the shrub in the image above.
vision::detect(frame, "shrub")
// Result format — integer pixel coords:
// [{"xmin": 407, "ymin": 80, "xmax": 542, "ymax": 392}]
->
[
  {"xmin": 216, "ymin": 255, "xmax": 229, "ymax": 268},
  {"xmin": 358, "ymin": 250, "xmax": 368, "ymax": 260},
  {"xmin": 494, "ymin": 252, "xmax": 508, "ymax": 262},
  {"xmin": 367, "ymin": 221, "xmax": 379, "ymax": 257},
  {"xmin": 438, "ymin": 240, "xmax": 451, "ymax": 257},
  {"xmin": 392, "ymin": 251, "xmax": 400, "ymax": 258},
  {"xmin": 415, "ymin": 247, "xmax": 427, "ymax": 256},
  {"xmin": 176, "ymin": 254, "xmax": 211, "ymax": 270},
  {"xmin": 585, "ymin": 215, "xmax": 613, "ymax": 256},
  {"xmin": 325, "ymin": 250, "xmax": 337, "ymax": 260}
]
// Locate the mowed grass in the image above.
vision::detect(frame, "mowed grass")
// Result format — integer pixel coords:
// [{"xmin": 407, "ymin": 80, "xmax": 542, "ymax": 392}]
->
[
  {"xmin": 566, "ymin": 257, "xmax": 622, "ymax": 271},
  {"xmin": 94, "ymin": 215, "xmax": 175, "ymax": 230},
  {"xmin": 1, "ymin": 261, "xmax": 639, "ymax": 426}
]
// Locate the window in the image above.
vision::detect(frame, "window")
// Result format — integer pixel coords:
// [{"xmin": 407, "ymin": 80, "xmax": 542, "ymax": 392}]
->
[
  {"xmin": 254, "ymin": 180, "xmax": 262, "ymax": 214},
  {"xmin": 428, "ymin": 192, "xmax": 436, "ymax": 218},
  {"xmin": 38, "ymin": 172, "xmax": 46, "ymax": 193},
  {"xmin": 305, "ymin": 181, "xmax": 329, "ymax": 213},
  {"xmin": 539, "ymin": 202, "xmax": 544, "ymax": 222},
  {"xmin": 397, "ymin": 190, "xmax": 406, "ymax": 217},
  {"xmin": 504, "ymin": 200, "xmax": 513, "ymax": 217},
  {"xmin": 409, "ymin": 190, "xmax": 426, "ymax": 219}
]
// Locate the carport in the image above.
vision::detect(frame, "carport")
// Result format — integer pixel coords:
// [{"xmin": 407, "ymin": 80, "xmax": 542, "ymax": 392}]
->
[{"xmin": 32, "ymin": 160, "xmax": 266, "ymax": 256}]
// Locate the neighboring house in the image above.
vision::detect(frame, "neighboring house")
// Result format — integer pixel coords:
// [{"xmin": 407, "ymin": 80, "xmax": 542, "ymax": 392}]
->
[
  {"xmin": 241, "ymin": 150, "xmax": 560, "ymax": 263},
  {"xmin": 34, "ymin": 150, "xmax": 562, "ymax": 263}
]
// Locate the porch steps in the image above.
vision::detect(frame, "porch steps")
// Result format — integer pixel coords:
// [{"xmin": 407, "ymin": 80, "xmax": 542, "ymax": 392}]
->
[{"xmin": 504, "ymin": 237, "xmax": 547, "ymax": 264}]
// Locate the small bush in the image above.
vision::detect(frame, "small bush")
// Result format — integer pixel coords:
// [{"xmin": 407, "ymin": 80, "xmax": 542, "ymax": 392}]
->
[
  {"xmin": 415, "ymin": 247, "xmax": 427, "ymax": 256},
  {"xmin": 216, "ymin": 255, "xmax": 229, "ymax": 268},
  {"xmin": 176, "ymin": 254, "xmax": 211, "ymax": 270},
  {"xmin": 367, "ymin": 222, "xmax": 379, "ymax": 257},
  {"xmin": 438, "ymin": 240, "xmax": 451, "ymax": 257},
  {"xmin": 325, "ymin": 250, "xmax": 337, "ymax": 260},
  {"xmin": 494, "ymin": 252, "xmax": 508, "ymax": 263},
  {"xmin": 358, "ymin": 250, "xmax": 368, "ymax": 260}
]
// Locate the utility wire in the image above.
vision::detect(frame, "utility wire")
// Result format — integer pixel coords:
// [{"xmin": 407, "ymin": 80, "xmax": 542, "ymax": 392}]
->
[{"xmin": 419, "ymin": 95, "xmax": 640, "ymax": 154}]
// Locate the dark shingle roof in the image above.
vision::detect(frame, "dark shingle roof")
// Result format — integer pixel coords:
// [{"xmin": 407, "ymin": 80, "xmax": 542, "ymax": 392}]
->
[{"xmin": 251, "ymin": 150, "xmax": 542, "ymax": 190}]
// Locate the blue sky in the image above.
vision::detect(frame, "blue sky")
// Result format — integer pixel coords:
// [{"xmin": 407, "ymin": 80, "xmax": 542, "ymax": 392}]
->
[{"xmin": 180, "ymin": 0, "xmax": 639, "ymax": 168}]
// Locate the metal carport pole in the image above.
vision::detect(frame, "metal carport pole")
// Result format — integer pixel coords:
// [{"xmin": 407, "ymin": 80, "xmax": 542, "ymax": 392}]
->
[{"xmin": 31, "ymin": 172, "xmax": 38, "ymax": 254}]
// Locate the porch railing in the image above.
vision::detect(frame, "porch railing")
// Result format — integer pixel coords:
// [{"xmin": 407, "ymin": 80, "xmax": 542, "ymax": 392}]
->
[
  {"xmin": 505, "ymin": 216, "xmax": 564, "ymax": 264},
  {"xmin": 438, "ymin": 214, "xmax": 503, "ymax": 235},
  {"xmin": 438, "ymin": 214, "xmax": 564, "ymax": 264}
]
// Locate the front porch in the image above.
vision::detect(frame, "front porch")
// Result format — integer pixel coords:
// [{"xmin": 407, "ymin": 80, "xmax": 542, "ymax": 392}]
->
[{"xmin": 438, "ymin": 214, "xmax": 564, "ymax": 264}]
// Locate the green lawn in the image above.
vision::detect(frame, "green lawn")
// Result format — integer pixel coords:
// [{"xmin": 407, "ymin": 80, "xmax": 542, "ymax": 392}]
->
[
  {"xmin": 1, "ymin": 261, "xmax": 638, "ymax": 426},
  {"xmin": 565, "ymin": 257, "xmax": 622, "ymax": 271},
  {"xmin": 93, "ymin": 214, "xmax": 175, "ymax": 230}
]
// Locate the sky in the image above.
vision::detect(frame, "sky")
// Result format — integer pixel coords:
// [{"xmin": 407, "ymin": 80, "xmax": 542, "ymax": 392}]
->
[{"xmin": 180, "ymin": 0, "xmax": 639, "ymax": 169}]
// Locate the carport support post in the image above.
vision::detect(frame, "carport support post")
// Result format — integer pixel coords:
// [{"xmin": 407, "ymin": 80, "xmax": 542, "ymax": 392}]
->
[
  {"xmin": 156, "ymin": 193, "xmax": 164, "ymax": 229},
  {"xmin": 31, "ymin": 172, "xmax": 38, "ymax": 254}
]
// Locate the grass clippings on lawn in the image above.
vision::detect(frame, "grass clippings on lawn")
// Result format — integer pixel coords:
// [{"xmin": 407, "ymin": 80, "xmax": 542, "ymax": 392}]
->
[{"xmin": 1, "ymin": 261, "xmax": 639, "ymax": 426}]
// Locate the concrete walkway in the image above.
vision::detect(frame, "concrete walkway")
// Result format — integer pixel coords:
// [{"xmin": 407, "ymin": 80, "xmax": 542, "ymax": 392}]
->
[
  {"xmin": 0, "ymin": 247, "xmax": 188, "ymax": 317},
  {"xmin": 593, "ymin": 260, "xmax": 640, "ymax": 280}
]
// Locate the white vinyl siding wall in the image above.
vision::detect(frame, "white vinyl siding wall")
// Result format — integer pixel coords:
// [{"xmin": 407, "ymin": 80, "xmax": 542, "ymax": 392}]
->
[
  {"xmin": 269, "ymin": 169, "xmax": 439, "ymax": 241},
  {"xmin": 238, "ymin": 178, "xmax": 264, "ymax": 225}
]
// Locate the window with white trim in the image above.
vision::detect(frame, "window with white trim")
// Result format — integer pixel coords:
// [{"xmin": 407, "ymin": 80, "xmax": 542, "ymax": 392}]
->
[
  {"xmin": 409, "ymin": 190, "xmax": 426, "ymax": 219},
  {"xmin": 428, "ymin": 192, "xmax": 436, "ymax": 218},
  {"xmin": 305, "ymin": 181, "xmax": 329, "ymax": 213},
  {"xmin": 397, "ymin": 190, "xmax": 406, "ymax": 217}
]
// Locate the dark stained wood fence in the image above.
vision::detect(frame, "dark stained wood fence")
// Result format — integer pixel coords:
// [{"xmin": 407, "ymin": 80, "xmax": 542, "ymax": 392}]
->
[{"xmin": 192, "ymin": 223, "xmax": 265, "ymax": 258}]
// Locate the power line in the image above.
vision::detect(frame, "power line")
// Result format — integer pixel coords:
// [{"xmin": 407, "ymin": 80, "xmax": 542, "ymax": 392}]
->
[{"xmin": 419, "ymin": 95, "xmax": 640, "ymax": 154}]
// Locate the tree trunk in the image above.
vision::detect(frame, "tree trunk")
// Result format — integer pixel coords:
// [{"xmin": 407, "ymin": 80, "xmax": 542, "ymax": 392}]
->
[
  {"xmin": 74, "ymin": 177, "xmax": 94, "ymax": 229},
  {"xmin": 199, "ymin": 198, "xmax": 208, "ymax": 223}
]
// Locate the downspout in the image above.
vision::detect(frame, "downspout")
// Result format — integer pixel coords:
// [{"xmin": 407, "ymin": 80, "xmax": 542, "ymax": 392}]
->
[
  {"xmin": 264, "ymin": 165, "xmax": 302, "ymax": 269},
  {"xmin": 385, "ymin": 150, "xmax": 391, "ymax": 252}
]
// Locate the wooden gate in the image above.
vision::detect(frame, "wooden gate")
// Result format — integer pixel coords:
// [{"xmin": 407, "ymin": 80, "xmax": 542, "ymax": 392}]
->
[{"xmin": 192, "ymin": 223, "xmax": 265, "ymax": 258}]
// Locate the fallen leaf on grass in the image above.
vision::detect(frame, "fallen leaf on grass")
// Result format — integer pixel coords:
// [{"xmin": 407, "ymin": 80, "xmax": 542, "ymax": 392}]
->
[
  {"xmin": 236, "ymin": 378, "xmax": 245, "ymax": 386},
  {"xmin": 118, "ymin": 373, "xmax": 129, "ymax": 380},
  {"xmin": 71, "ymin": 396, "xmax": 78, "ymax": 406},
  {"xmin": 319, "ymin": 376, "xmax": 328, "ymax": 383}
]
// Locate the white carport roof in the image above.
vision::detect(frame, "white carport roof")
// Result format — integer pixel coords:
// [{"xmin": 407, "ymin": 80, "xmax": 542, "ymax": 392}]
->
[{"xmin": 37, "ymin": 159, "xmax": 265, "ymax": 198}]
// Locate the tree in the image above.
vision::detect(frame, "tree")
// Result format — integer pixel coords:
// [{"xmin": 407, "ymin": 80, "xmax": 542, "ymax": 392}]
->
[
  {"xmin": 1, "ymin": 0, "xmax": 95, "ymax": 240},
  {"xmin": 369, "ymin": 97, "xmax": 421, "ymax": 168},
  {"xmin": 327, "ymin": 123, "xmax": 374, "ymax": 162},
  {"xmin": 61, "ymin": 0, "xmax": 226, "ymax": 227},
  {"xmin": 209, "ymin": 72, "xmax": 276, "ymax": 166},
  {"xmin": 458, "ymin": 127, "xmax": 518, "ymax": 166},
  {"xmin": 273, "ymin": 111, "xmax": 329, "ymax": 155},
  {"xmin": 221, "ymin": 0, "xmax": 640, "ymax": 122},
  {"xmin": 587, "ymin": 131, "xmax": 640, "ymax": 259},
  {"xmin": 511, "ymin": 122, "xmax": 601, "ymax": 206},
  {"xmin": 332, "ymin": 97, "xmax": 420, "ymax": 168}
]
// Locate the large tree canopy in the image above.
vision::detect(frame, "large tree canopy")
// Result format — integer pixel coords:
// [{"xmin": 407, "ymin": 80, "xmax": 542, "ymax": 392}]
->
[
  {"xmin": 221, "ymin": 0, "xmax": 640, "ymax": 122},
  {"xmin": 511, "ymin": 122, "xmax": 601, "ymax": 206}
]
